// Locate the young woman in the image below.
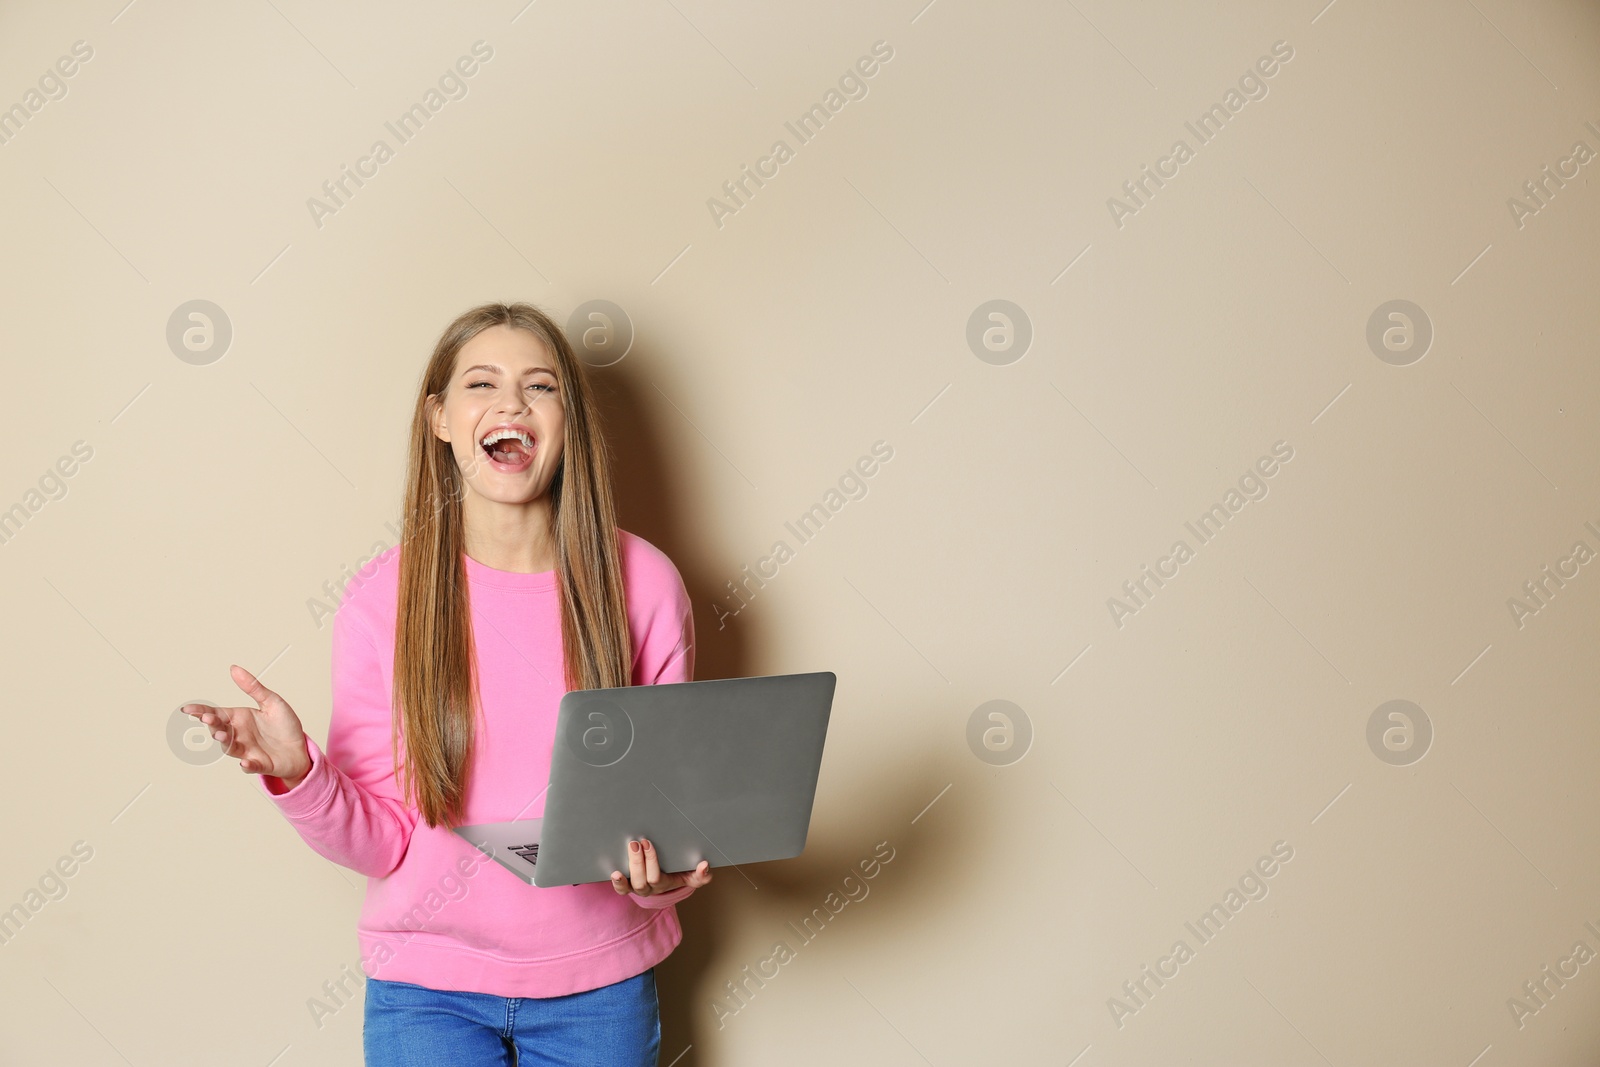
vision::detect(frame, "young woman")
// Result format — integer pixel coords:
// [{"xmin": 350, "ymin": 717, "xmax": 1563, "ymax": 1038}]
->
[{"xmin": 183, "ymin": 302, "xmax": 712, "ymax": 1066}]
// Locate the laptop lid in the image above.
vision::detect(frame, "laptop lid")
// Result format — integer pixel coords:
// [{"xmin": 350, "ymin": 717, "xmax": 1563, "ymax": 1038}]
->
[{"xmin": 531, "ymin": 671, "xmax": 836, "ymax": 887}]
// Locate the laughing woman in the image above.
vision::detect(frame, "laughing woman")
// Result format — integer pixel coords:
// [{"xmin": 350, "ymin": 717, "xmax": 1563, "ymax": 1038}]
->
[{"xmin": 183, "ymin": 302, "xmax": 712, "ymax": 1066}]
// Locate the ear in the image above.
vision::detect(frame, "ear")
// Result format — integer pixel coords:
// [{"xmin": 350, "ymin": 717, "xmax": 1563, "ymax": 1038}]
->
[{"xmin": 427, "ymin": 394, "xmax": 449, "ymax": 442}]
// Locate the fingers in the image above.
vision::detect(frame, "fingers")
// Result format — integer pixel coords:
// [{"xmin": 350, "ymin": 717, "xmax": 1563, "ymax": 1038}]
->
[
  {"xmin": 181, "ymin": 702, "xmax": 263, "ymax": 774},
  {"xmin": 627, "ymin": 838, "xmax": 648, "ymax": 892},
  {"xmin": 229, "ymin": 663, "xmax": 275, "ymax": 708},
  {"xmin": 618, "ymin": 839, "xmax": 668, "ymax": 895},
  {"xmin": 610, "ymin": 842, "xmax": 642, "ymax": 895},
  {"xmin": 183, "ymin": 702, "xmax": 256, "ymax": 750},
  {"xmin": 219, "ymin": 722, "xmax": 245, "ymax": 760},
  {"xmin": 182, "ymin": 703, "xmax": 234, "ymax": 728},
  {"xmin": 611, "ymin": 841, "xmax": 711, "ymax": 896},
  {"xmin": 183, "ymin": 704, "xmax": 237, "ymax": 748},
  {"xmin": 228, "ymin": 736, "xmax": 269, "ymax": 776},
  {"xmin": 665, "ymin": 859, "xmax": 711, "ymax": 887}
]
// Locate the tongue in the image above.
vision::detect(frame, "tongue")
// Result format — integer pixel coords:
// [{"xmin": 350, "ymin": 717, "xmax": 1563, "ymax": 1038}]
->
[{"xmin": 489, "ymin": 439, "xmax": 528, "ymax": 463}]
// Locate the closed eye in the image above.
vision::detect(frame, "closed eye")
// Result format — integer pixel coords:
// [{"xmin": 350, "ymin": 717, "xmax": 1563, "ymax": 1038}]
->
[{"xmin": 469, "ymin": 381, "xmax": 555, "ymax": 392}]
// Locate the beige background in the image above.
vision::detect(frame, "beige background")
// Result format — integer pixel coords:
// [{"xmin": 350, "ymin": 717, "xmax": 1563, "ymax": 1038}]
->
[{"xmin": 3, "ymin": 0, "xmax": 1599, "ymax": 1063}]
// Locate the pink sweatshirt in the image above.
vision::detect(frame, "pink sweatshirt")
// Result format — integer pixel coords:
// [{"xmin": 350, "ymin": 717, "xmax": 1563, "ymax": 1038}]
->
[{"xmin": 259, "ymin": 529, "xmax": 698, "ymax": 998}]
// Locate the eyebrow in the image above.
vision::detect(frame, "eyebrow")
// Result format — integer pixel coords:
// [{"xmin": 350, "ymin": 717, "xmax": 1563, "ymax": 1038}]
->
[{"xmin": 463, "ymin": 364, "xmax": 556, "ymax": 376}]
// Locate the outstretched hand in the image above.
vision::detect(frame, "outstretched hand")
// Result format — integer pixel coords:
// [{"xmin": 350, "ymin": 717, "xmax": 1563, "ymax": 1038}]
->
[
  {"xmin": 610, "ymin": 838, "xmax": 713, "ymax": 898},
  {"xmin": 181, "ymin": 664, "xmax": 312, "ymax": 785}
]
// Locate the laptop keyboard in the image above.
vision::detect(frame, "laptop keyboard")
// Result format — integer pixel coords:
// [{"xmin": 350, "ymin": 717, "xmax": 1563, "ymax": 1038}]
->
[{"xmin": 508, "ymin": 842, "xmax": 539, "ymax": 865}]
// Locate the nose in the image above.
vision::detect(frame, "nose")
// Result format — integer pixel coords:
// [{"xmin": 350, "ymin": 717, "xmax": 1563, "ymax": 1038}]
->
[{"xmin": 493, "ymin": 383, "xmax": 532, "ymax": 417}]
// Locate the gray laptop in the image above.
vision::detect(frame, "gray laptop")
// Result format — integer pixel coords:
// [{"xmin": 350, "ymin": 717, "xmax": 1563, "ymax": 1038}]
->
[{"xmin": 453, "ymin": 671, "xmax": 835, "ymax": 888}]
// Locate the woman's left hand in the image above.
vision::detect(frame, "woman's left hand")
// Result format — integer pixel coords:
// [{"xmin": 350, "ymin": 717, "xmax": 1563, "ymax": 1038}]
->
[{"xmin": 610, "ymin": 838, "xmax": 714, "ymax": 897}]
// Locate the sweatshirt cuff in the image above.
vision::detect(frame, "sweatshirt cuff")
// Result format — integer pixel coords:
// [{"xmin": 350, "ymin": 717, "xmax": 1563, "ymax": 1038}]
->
[
  {"xmin": 258, "ymin": 734, "xmax": 335, "ymax": 818},
  {"xmin": 629, "ymin": 883, "xmax": 696, "ymax": 909}
]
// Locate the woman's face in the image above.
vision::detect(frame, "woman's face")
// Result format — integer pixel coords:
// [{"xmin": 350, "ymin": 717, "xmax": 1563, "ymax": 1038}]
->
[{"xmin": 429, "ymin": 324, "xmax": 566, "ymax": 506}]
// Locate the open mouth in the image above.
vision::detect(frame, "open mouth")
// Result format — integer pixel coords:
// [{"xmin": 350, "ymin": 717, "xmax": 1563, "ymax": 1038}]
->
[{"xmin": 480, "ymin": 428, "xmax": 535, "ymax": 471}]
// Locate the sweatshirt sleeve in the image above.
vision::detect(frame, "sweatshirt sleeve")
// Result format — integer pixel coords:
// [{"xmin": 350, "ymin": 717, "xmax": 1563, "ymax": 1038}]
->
[
  {"xmin": 257, "ymin": 605, "xmax": 418, "ymax": 879},
  {"xmin": 629, "ymin": 567, "xmax": 699, "ymax": 910}
]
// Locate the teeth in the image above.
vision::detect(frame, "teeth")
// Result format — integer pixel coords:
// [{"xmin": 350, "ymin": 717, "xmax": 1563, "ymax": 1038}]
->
[{"xmin": 480, "ymin": 428, "xmax": 534, "ymax": 449}]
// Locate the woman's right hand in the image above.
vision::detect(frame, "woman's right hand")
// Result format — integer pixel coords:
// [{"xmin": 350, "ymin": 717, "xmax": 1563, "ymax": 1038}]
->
[{"xmin": 181, "ymin": 664, "xmax": 312, "ymax": 788}]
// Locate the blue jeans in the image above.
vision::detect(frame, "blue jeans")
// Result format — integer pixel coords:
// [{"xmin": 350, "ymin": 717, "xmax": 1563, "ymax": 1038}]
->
[{"xmin": 363, "ymin": 968, "xmax": 660, "ymax": 1067}]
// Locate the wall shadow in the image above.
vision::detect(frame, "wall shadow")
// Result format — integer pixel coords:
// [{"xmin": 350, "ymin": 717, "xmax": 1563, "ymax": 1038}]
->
[{"xmin": 597, "ymin": 345, "xmax": 982, "ymax": 1063}]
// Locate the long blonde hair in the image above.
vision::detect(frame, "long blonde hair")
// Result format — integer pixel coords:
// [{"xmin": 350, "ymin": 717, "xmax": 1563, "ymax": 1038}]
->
[{"xmin": 393, "ymin": 302, "xmax": 631, "ymax": 828}]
